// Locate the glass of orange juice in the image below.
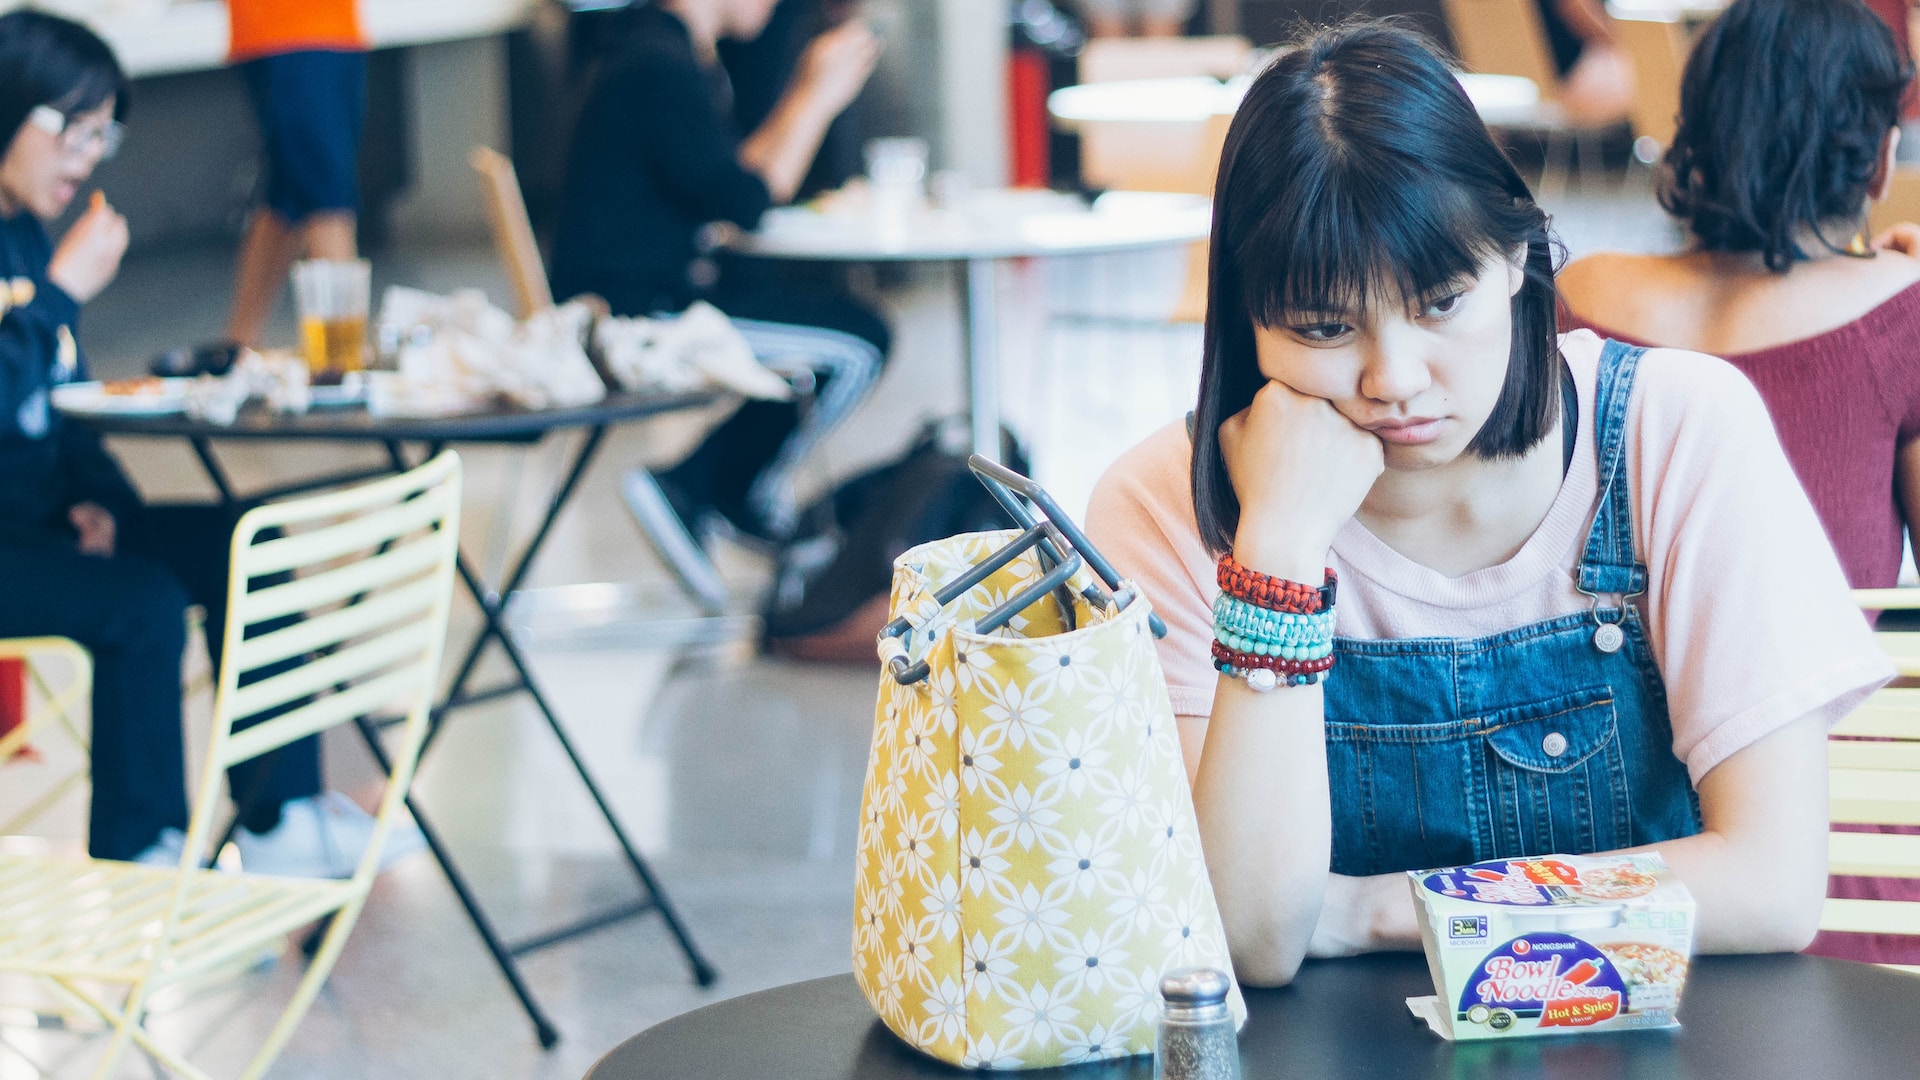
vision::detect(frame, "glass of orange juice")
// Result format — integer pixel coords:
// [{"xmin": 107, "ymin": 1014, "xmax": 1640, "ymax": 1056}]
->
[{"xmin": 291, "ymin": 258, "xmax": 371, "ymax": 375}]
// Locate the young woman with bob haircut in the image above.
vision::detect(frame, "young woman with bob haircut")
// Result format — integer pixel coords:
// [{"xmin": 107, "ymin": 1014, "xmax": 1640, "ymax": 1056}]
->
[{"xmin": 1086, "ymin": 22, "xmax": 1890, "ymax": 985}]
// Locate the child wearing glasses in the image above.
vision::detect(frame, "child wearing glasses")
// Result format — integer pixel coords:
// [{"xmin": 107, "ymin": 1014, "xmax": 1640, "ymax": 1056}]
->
[
  {"xmin": 0, "ymin": 10, "xmax": 413, "ymax": 879},
  {"xmin": 1086, "ymin": 22, "xmax": 1889, "ymax": 983}
]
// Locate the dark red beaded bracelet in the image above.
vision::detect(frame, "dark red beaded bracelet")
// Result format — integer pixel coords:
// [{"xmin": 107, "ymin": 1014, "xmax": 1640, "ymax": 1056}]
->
[
  {"xmin": 1217, "ymin": 554, "xmax": 1337, "ymax": 614},
  {"xmin": 1210, "ymin": 641, "xmax": 1336, "ymax": 673}
]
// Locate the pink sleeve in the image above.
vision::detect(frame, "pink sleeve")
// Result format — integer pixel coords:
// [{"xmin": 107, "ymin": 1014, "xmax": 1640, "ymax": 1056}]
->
[
  {"xmin": 1631, "ymin": 353, "xmax": 1893, "ymax": 783},
  {"xmin": 1085, "ymin": 426, "xmax": 1220, "ymax": 720}
]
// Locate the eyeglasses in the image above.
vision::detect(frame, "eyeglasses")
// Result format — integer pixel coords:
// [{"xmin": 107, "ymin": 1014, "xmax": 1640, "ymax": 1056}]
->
[{"xmin": 27, "ymin": 104, "xmax": 125, "ymax": 161}]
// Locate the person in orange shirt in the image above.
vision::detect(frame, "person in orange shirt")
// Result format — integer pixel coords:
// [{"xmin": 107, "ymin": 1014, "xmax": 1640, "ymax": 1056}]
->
[{"xmin": 222, "ymin": 0, "xmax": 367, "ymax": 347}]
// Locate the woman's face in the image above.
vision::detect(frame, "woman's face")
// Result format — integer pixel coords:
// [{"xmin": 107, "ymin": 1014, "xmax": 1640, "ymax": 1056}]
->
[
  {"xmin": 1251, "ymin": 253, "xmax": 1526, "ymax": 472},
  {"xmin": 0, "ymin": 98, "xmax": 114, "ymax": 219}
]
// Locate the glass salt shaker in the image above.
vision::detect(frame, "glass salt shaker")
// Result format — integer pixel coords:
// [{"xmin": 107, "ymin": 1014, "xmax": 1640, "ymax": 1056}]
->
[{"xmin": 1155, "ymin": 967, "xmax": 1239, "ymax": 1080}]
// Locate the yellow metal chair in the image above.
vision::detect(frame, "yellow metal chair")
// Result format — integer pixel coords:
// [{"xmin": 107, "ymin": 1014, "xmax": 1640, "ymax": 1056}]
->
[
  {"xmin": 0, "ymin": 452, "xmax": 463, "ymax": 1079},
  {"xmin": 0, "ymin": 637, "xmax": 92, "ymax": 837},
  {"xmin": 1821, "ymin": 589, "xmax": 1920, "ymax": 974}
]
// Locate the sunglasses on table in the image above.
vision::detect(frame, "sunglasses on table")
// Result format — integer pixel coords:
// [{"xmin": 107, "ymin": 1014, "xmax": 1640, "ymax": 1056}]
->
[{"xmin": 28, "ymin": 104, "xmax": 125, "ymax": 160}]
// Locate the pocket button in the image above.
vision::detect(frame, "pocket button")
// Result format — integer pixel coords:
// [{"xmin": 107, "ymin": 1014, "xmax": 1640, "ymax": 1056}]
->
[{"xmin": 1542, "ymin": 732, "xmax": 1569, "ymax": 758}]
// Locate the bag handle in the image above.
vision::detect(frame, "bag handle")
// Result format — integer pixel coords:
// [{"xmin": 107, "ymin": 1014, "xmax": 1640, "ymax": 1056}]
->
[{"xmin": 878, "ymin": 457, "xmax": 1166, "ymax": 685}]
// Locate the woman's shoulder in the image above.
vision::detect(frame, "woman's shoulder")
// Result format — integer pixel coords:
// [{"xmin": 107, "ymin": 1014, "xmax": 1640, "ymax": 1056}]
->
[
  {"xmin": 1557, "ymin": 252, "xmax": 1681, "ymax": 313},
  {"xmin": 1087, "ymin": 421, "xmax": 1203, "ymax": 560},
  {"xmin": 1092, "ymin": 419, "xmax": 1194, "ymax": 506}
]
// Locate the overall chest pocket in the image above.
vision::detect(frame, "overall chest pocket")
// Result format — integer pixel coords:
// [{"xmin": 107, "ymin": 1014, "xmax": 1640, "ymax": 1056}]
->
[
  {"xmin": 1477, "ymin": 686, "xmax": 1633, "ymax": 861},
  {"xmin": 1323, "ymin": 686, "xmax": 1632, "ymax": 877}
]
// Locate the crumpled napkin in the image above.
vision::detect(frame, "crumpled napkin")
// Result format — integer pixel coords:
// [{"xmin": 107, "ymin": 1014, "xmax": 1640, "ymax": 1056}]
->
[
  {"xmin": 594, "ymin": 301, "xmax": 793, "ymax": 402},
  {"xmin": 373, "ymin": 287, "xmax": 607, "ymax": 416},
  {"xmin": 184, "ymin": 348, "xmax": 310, "ymax": 425}
]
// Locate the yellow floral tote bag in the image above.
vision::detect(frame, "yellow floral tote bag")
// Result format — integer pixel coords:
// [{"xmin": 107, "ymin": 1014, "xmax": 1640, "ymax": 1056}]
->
[{"xmin": 853, "ymin": 511, "xmax": 1244, "ymax": 1069}]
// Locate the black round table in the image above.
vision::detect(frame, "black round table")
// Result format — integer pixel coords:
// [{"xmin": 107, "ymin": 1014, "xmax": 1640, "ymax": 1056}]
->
[
  {"xmin": 584, "ymin": 954, "xmax": 1920, "ymax": 1080},
  {"xmin": 75, "ymin": 386, "xmax": 717, "ymax": 442}
]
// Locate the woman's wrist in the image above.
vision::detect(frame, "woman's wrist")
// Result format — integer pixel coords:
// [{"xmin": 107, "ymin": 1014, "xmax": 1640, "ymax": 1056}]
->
[{"xmin": 1229, "ymin": 528, "xmax": 1328, "ymax": 585}]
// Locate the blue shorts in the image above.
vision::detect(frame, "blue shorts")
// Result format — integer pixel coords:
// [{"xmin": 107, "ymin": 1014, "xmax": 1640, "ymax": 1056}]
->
[{"xmin": 242, "ymin": 50, "xmax": 367, "ymax": 222}]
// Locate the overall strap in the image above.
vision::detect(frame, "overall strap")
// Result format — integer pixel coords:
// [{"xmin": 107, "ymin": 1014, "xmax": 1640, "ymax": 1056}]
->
[{"xmin": 1577, "ymin": 340, "xmax": 1649, "ymax": 598}]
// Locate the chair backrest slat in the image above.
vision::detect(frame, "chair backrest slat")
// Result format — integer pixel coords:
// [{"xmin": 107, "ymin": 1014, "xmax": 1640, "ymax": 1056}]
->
[
  {"xmin": 1831, "ymin": 833, "xmax": 1920, "ymax": 880},
  {"xmin": 236, "ymin": 484, "xmax": 458, "ymax": 579},
  {"xmin": 219, "ymin": 625, "xmax": 442, "ymax": 766},
  {"xmin": 229, "ymin": 561, "xmax": 446, "ymax": 675},
  {"xmin": 220, "ymin": 619, "xmax": 438, "ymax": 738},
  {"xmin": 1821, "ymin": 898, "xmax": 1920, "ymax": 937},
  {"xmin": 236, "ymin": 536, "xmax": 448, "ymax": 626},
  {"xmin": 1829, "ymin": 741, "xmax": 1920, "ymax": 773}
]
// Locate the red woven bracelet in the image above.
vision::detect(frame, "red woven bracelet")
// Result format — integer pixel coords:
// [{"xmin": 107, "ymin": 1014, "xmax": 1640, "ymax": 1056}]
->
[
  {"xmin": 1217, "ymin": 554, "xmax": 1337, "ymax": 614},
  {"xmin": 1210, "ymin": 641, "xmax": 1336, "ymax": 673}
]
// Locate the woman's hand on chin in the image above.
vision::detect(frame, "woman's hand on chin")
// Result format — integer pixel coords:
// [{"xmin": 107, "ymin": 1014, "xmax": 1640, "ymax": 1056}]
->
[{"xmin": 1221, "ymin": 379, "xmax": 1383, "ymax": 580}]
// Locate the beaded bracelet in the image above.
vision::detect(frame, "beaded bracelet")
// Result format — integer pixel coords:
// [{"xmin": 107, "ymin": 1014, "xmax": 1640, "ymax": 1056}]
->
[
  {"xmin": 1213, "ymin": 594, "xmax": 1335, "ymax": 647},
  {"xmin": 1210, "ymin": 641, "xmax": 1336, "ymax": 674},
  {"xmin": 1215, "ymin": 633, "xmax": 1333, "ymax": 662},
  {"xmin": 1217, "ymin": 554, "xmax": 1336, "ymax": 614},
  {"xmin": 1213, "ymin": 659, "xmax": 1328, "ymax": 691}
]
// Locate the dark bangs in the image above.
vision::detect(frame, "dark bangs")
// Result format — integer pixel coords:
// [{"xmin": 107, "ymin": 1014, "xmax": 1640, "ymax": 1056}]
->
[
  {"xmin": 1237, "ymin": 155, "xmax": 1507, "ymax": 331},
  {"xmin": 1191, "ymin": 20, "xmax": 1562, "ymax": 555}
]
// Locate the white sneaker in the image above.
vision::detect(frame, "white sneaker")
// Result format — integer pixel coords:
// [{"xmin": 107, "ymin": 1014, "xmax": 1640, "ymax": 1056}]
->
[
  {"xmin": 234, "ymin": 792, "xmax": 426, "ymax": 879},
  {"xmin": 130, "ymin": 827, "xmax": 189, "ymax": 867}
]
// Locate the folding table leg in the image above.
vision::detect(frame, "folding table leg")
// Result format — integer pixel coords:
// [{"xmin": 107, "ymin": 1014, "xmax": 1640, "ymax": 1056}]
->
[
  {"xmin": 351, "ymin": 716, "xmax": 562, "ymax": 1049},
  {"xmin": 377, "ymin": 433, "xmax": 718, "ymax": 1040}
]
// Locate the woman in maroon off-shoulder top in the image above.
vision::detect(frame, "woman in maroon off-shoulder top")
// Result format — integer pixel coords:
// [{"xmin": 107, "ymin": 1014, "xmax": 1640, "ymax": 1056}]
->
[
  {"xmin": 1560, "ymin": 0, "xmax": 1920, "ymax": 591},
  {"xmin": 1558, "ymin": 0, "xmax": 1920, "ymax": 968}
]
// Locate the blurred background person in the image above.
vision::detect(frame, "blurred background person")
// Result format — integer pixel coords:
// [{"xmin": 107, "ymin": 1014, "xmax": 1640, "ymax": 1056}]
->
[
  {"xmin": 549, "ymin": 0, "xmax": 885, "ymax": 542},
  {"xmin": 221, "ymin": 0, "xmax": 368, "ymax": 348},
  {"xmin": 1075, "ymin": 0, "xmax": 1197, "ymax": 39},
  {"xmin": 1559, "ymin": 0, "xmax": 1919, "ymax": 593},
  {"xmin": 1534, "ymin": 0, "xmax": 1635, "ymax": 127}
]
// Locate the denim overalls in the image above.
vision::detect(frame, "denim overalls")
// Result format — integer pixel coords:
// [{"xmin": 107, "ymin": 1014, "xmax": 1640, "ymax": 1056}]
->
[{"xmin": 1322, "ymin": 341, "xmax": 1703, "ymax": 876}]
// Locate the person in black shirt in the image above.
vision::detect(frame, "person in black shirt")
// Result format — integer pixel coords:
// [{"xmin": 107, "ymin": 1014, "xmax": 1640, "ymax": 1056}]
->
[
  {"xmin": 0, "ymin": 12, "xmax": 412, "ymax": 876},
  {"xmin": 551, "ymin": 0, "xmax": 886, "ymax": 540}
]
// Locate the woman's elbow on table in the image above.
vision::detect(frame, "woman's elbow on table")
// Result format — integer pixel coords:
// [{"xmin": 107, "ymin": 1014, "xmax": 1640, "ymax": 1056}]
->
[
  {"xmin": 1728, "ymin": 859, "xmax": 1826, "ymax": 955},
  {"xmin": 1215, "ymin": 890, "xmax": 1323, "ymax": 987},
  {"xmin": 1227, "ymin": 940, "xmax": 1308, "ymax": 988}
]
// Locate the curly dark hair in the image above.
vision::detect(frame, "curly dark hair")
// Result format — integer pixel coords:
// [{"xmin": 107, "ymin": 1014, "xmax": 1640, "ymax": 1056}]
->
[{"xmin": 1660, "ymin": 0, "xmax": 1911, "ymax": 271}]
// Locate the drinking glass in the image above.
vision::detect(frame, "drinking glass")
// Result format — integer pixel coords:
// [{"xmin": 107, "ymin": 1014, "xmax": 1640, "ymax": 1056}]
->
[{"xmin": 291, "ymin": 258, "xmax": 371, "ymax": 375}]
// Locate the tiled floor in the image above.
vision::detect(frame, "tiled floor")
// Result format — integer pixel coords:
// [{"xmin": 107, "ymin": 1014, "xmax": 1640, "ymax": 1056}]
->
[{"xmin": 0, "ymin": 182, "xmax": 1673, "ymax": 1078}]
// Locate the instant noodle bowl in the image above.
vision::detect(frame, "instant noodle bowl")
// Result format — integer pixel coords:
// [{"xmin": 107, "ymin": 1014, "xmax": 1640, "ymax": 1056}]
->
[{"xmin": 1405, "ymin": 853, "xmax": 1696, "ymax": 1041}]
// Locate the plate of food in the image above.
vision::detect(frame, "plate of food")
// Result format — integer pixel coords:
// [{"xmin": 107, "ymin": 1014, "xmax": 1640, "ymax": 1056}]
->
[{"xmin": 50, "ymin": 376, "xmax": 194, "ymax": 416}]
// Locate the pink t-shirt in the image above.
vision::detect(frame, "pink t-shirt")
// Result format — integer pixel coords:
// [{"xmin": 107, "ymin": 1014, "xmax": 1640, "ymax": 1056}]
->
[{"xmin": 1085, "ymin": 330, "xmax": 1892, "ymax": 785}]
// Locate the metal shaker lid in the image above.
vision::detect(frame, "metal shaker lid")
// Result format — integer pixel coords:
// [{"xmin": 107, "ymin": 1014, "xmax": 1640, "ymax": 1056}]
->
[{"xmin": 1160, "ymin": 967, "xmax": 1232, "ymax": 1006}]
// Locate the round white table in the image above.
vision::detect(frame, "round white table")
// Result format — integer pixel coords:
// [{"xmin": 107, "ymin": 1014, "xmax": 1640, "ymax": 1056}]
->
[
  {"xmin": 730, "ymin": 188, "xmax": 1212, "ymax": 459},
  {"xmin": 1048, "ymin": 71, "xmax": 1549, "ymax": 131}
]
